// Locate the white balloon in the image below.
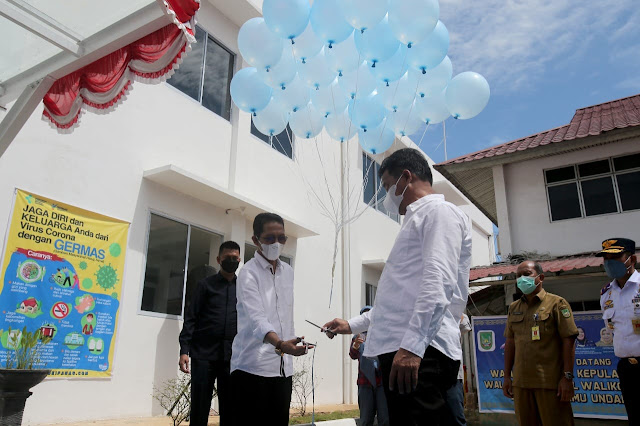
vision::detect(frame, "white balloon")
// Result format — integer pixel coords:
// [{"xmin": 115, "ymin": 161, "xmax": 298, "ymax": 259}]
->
[
  {"xmin": 412, "ymin": 56, "xmax": 452, "ymax": 98},
  {"xmin": 339, "ymin": 61, "xmax": 378, "ymax": 99},
  {"xmin": 388, "ymin": 0, "xmax": 439, "ymax": 47},
  {"xmin": 238, "ymin": 18, "xmax": 283, "ymax": 71},
  {"xmin": 310, "ymin": 79, "xmax": 350, "ymax": 117},
  {"xmin": 297, "ymin": 48, "xmax": 337, "ymax": 90},
  {"xmin": 369, "ymin": 44, "xmax": 409, "ymax": 85},
  {"xmin": 289, "ymin": 103, "xmax": 326, "ymax": 139},
  {"xmin": 326, "ymin": 108, "xmax": 358, "ymax": 142},
  {"xmin": 339, "ymin": 0, "xmax": 389, "ymax": 31},
  {"xmin": 258, "ymin": 46, "xmax": 297, "ymax": 90},
  {"xmin": 445, "ymin": 72, "xmax": 490, "ymax": 119},
  {"xmin": 273, "ymin": 75, "xmax": 311, "ymax": 113},
  {"xmin": 387, "ymin": 102, "xmax": 422, "ymax": 136},
  {"xmin": 377, "ymin": 71, "xmax": 418, "ymax": 112},
  {"xmin": 252, "ymin": 98, "xmax": 291, "ymax": 136},
  {"xmin": 325, "ymin": 34, "xmax": 363, "ymax": 76},
  {"xmin": 292, "ymin": 22, "xmax": 324, "ymax": 63}
]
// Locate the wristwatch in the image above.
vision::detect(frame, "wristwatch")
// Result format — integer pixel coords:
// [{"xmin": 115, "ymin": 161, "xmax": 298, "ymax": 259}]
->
[
  {"xmin": 564, "ymin": 371, "xmax": 574, "ymax": 380},
  {"xmin": 275, "ymin": 340, "xmax": 284, "ymax": 357}
]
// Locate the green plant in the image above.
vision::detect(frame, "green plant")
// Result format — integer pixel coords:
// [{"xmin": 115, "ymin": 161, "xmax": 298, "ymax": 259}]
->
[
  {"xmin": 291, "ymin": 358, "xmax": 319, "ymax": 417},
  {"xmin": 4, "ymin": 326, "xmax": 52, "ymax": 370},
  {"xmin": 153, "ymin": 372, "xmax": 219, "ymax": 426}
]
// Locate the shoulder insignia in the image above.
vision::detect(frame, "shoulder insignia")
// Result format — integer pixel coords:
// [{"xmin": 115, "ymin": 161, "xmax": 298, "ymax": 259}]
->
[
  {"xmin": 561, "ymin": 308, "xmax": 571, "ymax": 318},
  {"xmin": 601, "ymin": 282, "xmax": 612, "ymax": 296}
]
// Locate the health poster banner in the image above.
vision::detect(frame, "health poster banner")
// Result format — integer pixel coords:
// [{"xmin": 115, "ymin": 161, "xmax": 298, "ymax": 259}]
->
[
  {"xmin": 473, "ymin": 312, "xmax": 627, "ymax": 420},
  {"xmin": 0, "ymin": 190, "xmax": 129, "ymax": 378}
]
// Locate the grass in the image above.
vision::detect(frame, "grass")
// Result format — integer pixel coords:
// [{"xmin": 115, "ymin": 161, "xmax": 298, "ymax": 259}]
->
[{"xmin": 289, "ymin": 409, "xmax": 360, "ymax": 425}]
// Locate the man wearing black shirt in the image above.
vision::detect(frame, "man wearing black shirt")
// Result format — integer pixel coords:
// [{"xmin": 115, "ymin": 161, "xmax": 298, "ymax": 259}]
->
[{"xmin": 179, "ymin": 241, "xmax": 241, "ymax": 426}]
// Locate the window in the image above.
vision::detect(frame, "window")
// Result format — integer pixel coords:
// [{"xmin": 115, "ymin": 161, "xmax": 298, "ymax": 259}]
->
[
  {"xmin": 167, "ymin": 26, "xmax": 234, "ymax": 120},
  {"xmin": 362, "ymin": 153, "xmax": 401, "ymax": 223},
  {"xmin": 250, "ymin": 119, "xmax": 295, "ymax": 159},
  {"xmin": 141, "ymin": 214, "xmax": 222, "ymax": 317},
  {"xmin": 365, "ymin": 283, "xmax": 377, "ymax": 306},
  {"xmin": 544, "ymin": 152, "xmax": 640, "ymax": 222}
]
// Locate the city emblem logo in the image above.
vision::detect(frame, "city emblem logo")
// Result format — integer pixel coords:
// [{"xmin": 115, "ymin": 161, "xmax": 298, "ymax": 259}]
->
[{"xmin": 478, "ymin": 330, "xmax": 495, "ymax": 352}]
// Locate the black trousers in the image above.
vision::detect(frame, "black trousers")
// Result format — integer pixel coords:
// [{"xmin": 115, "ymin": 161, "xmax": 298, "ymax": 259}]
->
[
  {"xmin": 378, "ymin": 346, "xmax": 460, "ymax": 426},
  {"xmin": 618, "ymin": 358, "xmax": 640, "ymax": 426},
  {"xmin": 190, "ymin": 359, "xmax": 231, "ymax": 426},
  {"xmin": 229, "ymin": 369, "xmax": 292, "ymax": 426}
]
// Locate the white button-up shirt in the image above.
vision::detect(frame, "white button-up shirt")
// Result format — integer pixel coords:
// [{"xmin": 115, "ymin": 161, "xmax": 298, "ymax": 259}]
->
[
  {"xmin": 231, "ymin": 253, "xmax": 296, "ymax": 377},
  {"xmin": 600, "ymin": 270, "xmax": 640, "ymax": 358},
  {"xmin": 349, "ymin": 194, "xmax": 472, "ymax": 361}
]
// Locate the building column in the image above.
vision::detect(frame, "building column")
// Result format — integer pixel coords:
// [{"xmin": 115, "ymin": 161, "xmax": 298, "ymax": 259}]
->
[
  {"xmin": 492, "ymin": 165, "xmax": 513, "ymax": 257},
  {"xmin": 227, "ymin": 210, "xmax": 246, "ymax": 261}
]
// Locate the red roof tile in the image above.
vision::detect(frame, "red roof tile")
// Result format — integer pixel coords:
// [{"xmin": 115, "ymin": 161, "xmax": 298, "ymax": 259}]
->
[{"xmin": 440, "ymin": 94, "xmax": 640, "ymax": 166}]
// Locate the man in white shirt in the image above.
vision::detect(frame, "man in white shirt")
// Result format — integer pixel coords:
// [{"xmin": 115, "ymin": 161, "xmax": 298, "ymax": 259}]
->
[
  {"xmin": 230, "ymin": 213, "xmax": 312, "ymax": 426},
  {"xmin": 323, "ymin": 148, "xmax": 472, "ymax": 425}
]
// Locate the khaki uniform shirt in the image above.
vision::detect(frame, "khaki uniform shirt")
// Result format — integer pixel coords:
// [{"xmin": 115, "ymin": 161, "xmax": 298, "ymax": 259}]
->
[{"xmin": 505, "ymin": 289, "xmax": 579, "ymax": 389}]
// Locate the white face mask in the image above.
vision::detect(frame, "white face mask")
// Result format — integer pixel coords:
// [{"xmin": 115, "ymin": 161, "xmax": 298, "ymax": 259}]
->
[
  {"xmin": 382, "ymin": 174, "xmax": 408, "ymax": 215},
  {"xmin": 260, "ymin": 242, "xmax": 284, "ymax": 261}
]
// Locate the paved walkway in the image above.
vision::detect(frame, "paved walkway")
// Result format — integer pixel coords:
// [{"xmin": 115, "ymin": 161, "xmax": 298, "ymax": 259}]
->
[{"xmin": 53, "ymin": 404, "xmax": 359, "ymax": 425}]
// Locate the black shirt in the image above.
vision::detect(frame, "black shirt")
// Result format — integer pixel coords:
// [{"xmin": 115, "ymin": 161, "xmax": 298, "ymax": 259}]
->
[{"xmin": 179, "ymin": 272, "xmax": 237, "ymax": 361}]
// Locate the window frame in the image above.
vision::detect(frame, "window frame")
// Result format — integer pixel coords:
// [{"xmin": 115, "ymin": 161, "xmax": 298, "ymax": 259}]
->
[
  {"xmin": 249, "ymin": 120, "xmax": 296, "ymax": 160},
  {"xmin": 362, "ymin": 152, "xmax": 401, "ymax": 223},
  {"xmin": 365, "ymin": 282, "xmax": 377, "ymax": 306},
  {"xmin": 138, "ymin": 210, "xmax": 224, "ymax": 320},
  {"xmin": 544, "ymin": 153, "xmax": 640, "ymax": 223},
  {"xmin": 166, "ymin": 25, "xmax": 236, "ymax": 121}
]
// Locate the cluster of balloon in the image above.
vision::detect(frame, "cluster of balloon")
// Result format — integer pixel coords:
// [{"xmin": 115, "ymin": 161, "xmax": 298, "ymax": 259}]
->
[{"xmin": 230, "ymin": 0, "xmax": 490, "ymax": 155}]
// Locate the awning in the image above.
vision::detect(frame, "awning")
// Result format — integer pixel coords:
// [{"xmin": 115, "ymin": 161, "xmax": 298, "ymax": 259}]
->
[
  {"xmin": 470, "ymin": 251, "xmax": 640, "ymax": 282},
  {"xmin": 143, "ymin": 164, "xmax": 320, "ymax": 239}
]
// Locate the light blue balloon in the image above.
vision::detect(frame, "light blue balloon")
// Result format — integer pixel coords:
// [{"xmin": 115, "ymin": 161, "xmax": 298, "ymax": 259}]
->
[
  {"xmin": 297, "ymin": 48, "xmax": 337, "ymax": 90},
  {"xmin": 348, "ymin": 94, "xmax": 385, "ymax": 131},
  {"xmin": 407, "ymin": 21, "xmax": 449, "ymax": 74},
  {"xmin": 339, "ymin": 0, "xmax": 389, "ymax": 31},
  {"xmin": 311, "ymin": 79, "xmax": 350, "ymax": 117},
  {"xmin": 289, "ymin": 103, "xmax": 326, "ymax": 139},
  {"xmin": 310, "ymin": 0, "xmax": 354, "ymax": 48},
  {"xmin": 273, "ymin": 75, "xmax": 311, "ymax": 112},
  {"xmin": 230, "ymin": 67, "xmax": 273, "ymax": 114},
  {"xmin": 291, "ymin": 22, "xmax": 324, "ymax": 63},
  {"xmin": 388, "ymin": 0, "xmax": 439, "ymax": 47},
  {"xmin": 339, "ymin": 62, "xmax": 378, "ymax": 99},
  {"xmin": 358, "ymin": 119, "xmax": 395, "ymax": 155},
  {"xmin": 325, "ymin": 33, "xmax": 363, "ymax": 77},
  {"xmin": 445, "ymin": 72, "xmax": 490, "ymax": 119},
  {"xmin": 377, "ymin": 71, "xmax": 418, "ymax": 112},
  {"xmin": 387, "ymin": 102, "xmax": 422, "ymax": 136},
  {"xmin": 369, "ymin": 44, "xmax": 409, "ymax": 85},
  {"xmin": 411, "ymin": 55, "xmax": 452, "ymax": 98},
  {"xmin": 326, "ymin": 108, "xmax": 357, "ymax": 142},
  {"xmin": 415, "ymin": 89, "xmax": 450, "ymax": 124},
  {"xmin": 354, "ymin": 15, "xmax": 399, "ymax": 67},
  {"xmin": 258, "ymin": 45, "xmax": 297, "ymax": 90},
  {"xmin": 263, "ymin": 0, "xmax": 310, "ymax": 40},
  {"xmin": 238, "ymin": 18, "xmax": 283, "ymax": 72},
  {"xmin": 253, "ymin": 98, "xmax": 291, "ymax": 136}
]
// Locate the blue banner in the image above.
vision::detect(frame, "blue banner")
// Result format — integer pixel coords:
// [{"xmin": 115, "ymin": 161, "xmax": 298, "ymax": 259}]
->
[{"xmin": 472, "ymin": 312, "xmax": 627, "ymax": 420}]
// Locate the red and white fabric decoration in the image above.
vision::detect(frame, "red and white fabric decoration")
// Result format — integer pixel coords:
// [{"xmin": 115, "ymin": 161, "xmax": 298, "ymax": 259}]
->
[{"xmin": 42, "ymin": 0, "xmax": 200, "ymax": 133}]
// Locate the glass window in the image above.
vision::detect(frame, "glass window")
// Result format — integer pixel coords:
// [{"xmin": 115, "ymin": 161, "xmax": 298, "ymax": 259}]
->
[
  {"xmin": 167, "ymin": 27, "xmax": 235, "ymax": 121},
  {"xmin": 141, "ymin": 214, "xmax": 223, "ymax": 317},
  {"xmin": 578, "ymin": 160, "xmax": 610, "ymax": 178},
  {"xmin": 363, "ymin": 154, "xmax": 376, "ymax": 205},
  {"xmin": 365, "ymin": 283, "xmax": 377, "ymax": 306},
  {"xmin": 547, "ymin": 183, "xmax": 582, "ymax": 221},
  {"xmin": 244, "ymin": 243, "xmax": 257, "ymax": 264},
  {"xmin": 617, "ymin": 171, "xmax": 640, "ymax": 211},
  {"xmin": 141, "ymin": 215, "xmax": 188, "ymax": 315},
  {"xmin": 545, "ymin": 166, "xmax": 575, "ymax": 184},
  {"xmin": 167, "ymin": 28, "xmax": 205, "ymax": 102},
  {"xmin": 251, "ymin": 119, "xmax": 294, "ymax": 159},
  {"xmin": 613, "ymin": 153, "xmax": 640, "ymax": 171},
  {"xmin": 581, "ymin": 177, "xmax": 618, "ymax": 216}
]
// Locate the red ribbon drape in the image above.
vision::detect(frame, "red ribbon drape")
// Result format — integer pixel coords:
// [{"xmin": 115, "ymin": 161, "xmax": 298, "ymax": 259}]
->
[{"xmin": 42, "ymin": 0, "xmax": 200, "ymax": 133}]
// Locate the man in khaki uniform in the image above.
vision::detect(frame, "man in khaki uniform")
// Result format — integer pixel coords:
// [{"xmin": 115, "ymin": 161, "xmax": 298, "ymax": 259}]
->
[{"xmin": 503, "ymin": 261, "xmax": 578, "ymax": 426}]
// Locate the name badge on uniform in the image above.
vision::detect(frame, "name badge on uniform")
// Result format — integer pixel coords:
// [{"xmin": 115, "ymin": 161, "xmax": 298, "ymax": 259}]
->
[
  {"xmin": 632, "ymin": 318, "xmax": 640, "ymax": 335},
  {"xmin": 532, "ymin": 326, "xmax": 540, "ymax": 340}
]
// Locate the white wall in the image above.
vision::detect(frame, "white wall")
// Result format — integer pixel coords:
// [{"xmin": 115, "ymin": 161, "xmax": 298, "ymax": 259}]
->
[
  {"xmin": 503, "ymin": 138, "xmax": 640, "ymax": 256},
  {"xmin": 0, "ymin": 1, "xmax": 496, "ymax": 423}
]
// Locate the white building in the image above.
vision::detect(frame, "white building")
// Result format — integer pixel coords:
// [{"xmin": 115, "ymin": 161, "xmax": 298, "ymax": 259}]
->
[
  {"xmin": 0, "ymin": 1, "xmax": 495, "ymax": 424},
  {"xmin": 435, "ymin": 94, "xmax": 640, "ymax": 311}
]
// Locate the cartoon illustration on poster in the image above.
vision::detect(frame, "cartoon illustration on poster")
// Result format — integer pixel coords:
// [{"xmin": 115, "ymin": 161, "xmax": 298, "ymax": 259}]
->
[{"xmin": 0, "ymin": 190, "xmax": 129, "ymax": 378}]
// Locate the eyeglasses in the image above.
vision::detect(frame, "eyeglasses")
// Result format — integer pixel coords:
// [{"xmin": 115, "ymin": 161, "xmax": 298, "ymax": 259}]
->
[{"xmin": 259, "ymin": 234, "xmax": 288, "ymax": 245}]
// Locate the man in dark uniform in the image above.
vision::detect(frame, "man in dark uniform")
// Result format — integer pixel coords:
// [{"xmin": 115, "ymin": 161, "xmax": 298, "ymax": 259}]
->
[
  {"xmin": 179, "ymin": 241, "xmax": 241, "ymax": 426},
  {"xmin": 503, "ymin": 260, "xmax": 578, "ymax": 426},
  {"xmin": 597, "ymin": 238, "xmax": 640, "ymax": 425}
]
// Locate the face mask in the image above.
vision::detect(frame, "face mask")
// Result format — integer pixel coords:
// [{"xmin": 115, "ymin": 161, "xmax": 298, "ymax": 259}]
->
[
  {"xmin": 516, "ymin": 275, "xmax": 539, "ymax": 295},
  {"xmin": 604, "ymin": 257, "xmax": 631, "ymax": 279},
  {"xmin": 260, "ymin": 242, "xmax": 283, "ymax": 261},
  {"xmin": 220, "ymin": 259, "xmax": 240, "ymax": 274},
  {"xmin": 383, "ymin": 175, "xmax": 408, "ymax": 215}
]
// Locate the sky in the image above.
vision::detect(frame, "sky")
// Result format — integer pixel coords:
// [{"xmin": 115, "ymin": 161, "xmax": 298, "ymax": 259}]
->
[{"xmin": 412, "ymin": 0, "xmax": 640, "ymax": 164}]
